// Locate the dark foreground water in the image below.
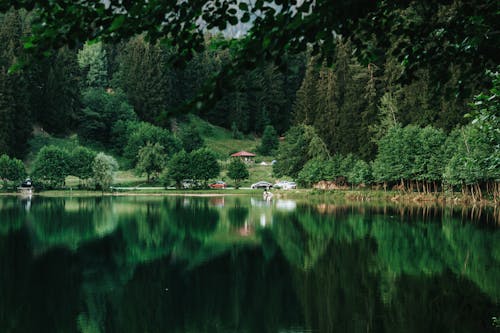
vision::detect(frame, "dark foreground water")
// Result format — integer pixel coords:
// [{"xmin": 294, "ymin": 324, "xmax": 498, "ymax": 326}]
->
[{"xmin": 0, "ymin": 195, "xmax": 499, "ymax": 333}]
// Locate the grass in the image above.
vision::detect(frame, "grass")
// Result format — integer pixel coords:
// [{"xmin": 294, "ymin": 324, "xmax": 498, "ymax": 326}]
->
[
  {"xmin": 28, "ymin": 115, "xmax": 280, "ymax": 188},
  {"xmin": 189, "ymin": 114, "xmax": 262, "ymax": 158}
]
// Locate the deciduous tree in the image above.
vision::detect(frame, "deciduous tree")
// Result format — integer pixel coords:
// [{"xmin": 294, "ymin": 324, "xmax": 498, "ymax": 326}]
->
[{"xmin": 227, "ymin": 158, "xmax": 249, "ymax": 189}]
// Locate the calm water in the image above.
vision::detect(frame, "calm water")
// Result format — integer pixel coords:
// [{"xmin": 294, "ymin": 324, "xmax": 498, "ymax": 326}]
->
[{"xmin": 0, "ymin": 195, "xmax": 499, "ymax": 333}]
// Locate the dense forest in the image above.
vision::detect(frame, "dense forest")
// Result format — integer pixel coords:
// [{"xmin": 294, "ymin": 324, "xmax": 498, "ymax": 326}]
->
[{"xmin": 0, "ymin": 1, "xmax": 498, "ymax": 197}]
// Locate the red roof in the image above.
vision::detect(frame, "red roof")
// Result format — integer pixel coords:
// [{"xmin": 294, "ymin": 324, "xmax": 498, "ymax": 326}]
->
[{"xmin": 231, "ymin": 151, "xmax": 256, "ymax": 157}]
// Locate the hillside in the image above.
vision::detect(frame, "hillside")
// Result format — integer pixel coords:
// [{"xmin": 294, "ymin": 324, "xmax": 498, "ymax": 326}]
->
[{"xmin": 25, "ymin": 117, "xmax": 277, "ymax": 187}]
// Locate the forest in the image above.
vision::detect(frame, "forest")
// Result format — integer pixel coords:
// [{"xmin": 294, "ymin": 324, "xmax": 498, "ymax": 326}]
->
[{"xmin": 0, "ymin": 1, "xmax": 498, "ymax": 199}]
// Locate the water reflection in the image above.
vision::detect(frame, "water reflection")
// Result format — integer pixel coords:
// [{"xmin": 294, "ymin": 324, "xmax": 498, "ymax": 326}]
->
[{"xmin": 0, "ymin": 196, "xmax": 498, "ymax": 332}]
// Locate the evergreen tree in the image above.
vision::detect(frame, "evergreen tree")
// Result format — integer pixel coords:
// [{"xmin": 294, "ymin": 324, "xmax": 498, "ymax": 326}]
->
[
  {"xmin": 231, "ymin": 122, "xmax": 244, "ymax": 139},
  {"xmin": 369, "ymin": 91, "xmax": 400, "ymax": 142},
  {"xmin": 31, "ymin": 47, "xmax": 81, "ymax": 135},
  {"xmin": 0, "ymin": 10, "xmax": 32, "ymax": 157},
  {"xmin": 179, "ymin": 123, "xmax": 204, "ymax": 153},
  {"xmin": 273, "ymin": 125, "xmax": 328, "ymax": 178},
  {"xmin": 114, "ymin": 36, "xmax": 179, "ymax": 125},
  {"xmin": 293, "ymin": 55, "xmax": 319, "ymax": 125},
  {"xmin": 258, "ymin": 125, "xmax": 278, "ymax": 156}
]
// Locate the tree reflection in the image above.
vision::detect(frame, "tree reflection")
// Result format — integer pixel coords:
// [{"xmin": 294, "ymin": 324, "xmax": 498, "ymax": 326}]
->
[{"xmin": 0, "ymin": 196, "xmax": 498, "ymax": 332}]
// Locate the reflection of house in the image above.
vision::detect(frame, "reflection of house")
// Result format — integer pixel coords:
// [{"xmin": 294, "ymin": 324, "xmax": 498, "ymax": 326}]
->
[{"xmin": 230, "ymin": 151, "xmax": 256, "ymax": 163}]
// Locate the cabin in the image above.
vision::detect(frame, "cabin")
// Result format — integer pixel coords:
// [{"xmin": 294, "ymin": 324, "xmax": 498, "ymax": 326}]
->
[{"xmin": 230, "ymin": 151, "xmax": 256, "ymax": 163}]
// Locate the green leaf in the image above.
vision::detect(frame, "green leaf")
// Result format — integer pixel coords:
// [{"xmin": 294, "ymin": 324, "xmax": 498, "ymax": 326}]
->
[
  {"xmin": 109, "ymin": 15, "xmax": 125, "ymax": 32},
  {"xmin": 241, "ymin": 12, "xmax": 250, "ymax": 23},
  {"xmin": 8, "ymin": 62, "xmax": 23, "ymax": 74},
  {"xmin": 239, "ymin": 3, "xmax": 248, "ymax": 11},
  {"xmin": 23, "ymin": 40, "xmax": 35, "ymax": 49}
]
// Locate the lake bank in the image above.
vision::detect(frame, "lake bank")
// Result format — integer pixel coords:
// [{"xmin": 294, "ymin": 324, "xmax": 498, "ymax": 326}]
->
[{"xmin": 1, "ymin": 188, "xmax": 498, "ymax": 207}]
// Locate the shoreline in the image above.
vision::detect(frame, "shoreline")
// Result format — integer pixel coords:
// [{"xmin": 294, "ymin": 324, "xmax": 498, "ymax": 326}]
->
[{"xmin": 1, "ymin": 188, "xmax": 498, "ymax": 207}]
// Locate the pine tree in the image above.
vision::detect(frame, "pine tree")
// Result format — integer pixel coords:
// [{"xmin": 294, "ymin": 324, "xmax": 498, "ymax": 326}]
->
[
  {"xmin": 0, "ymin": 10, "xmax": 32, "ymax": 157},
  {"xmin": 258, "ymin": 125, "xmax": 279, "ymax": 156},
  {"xmin": 293, "ymin": 55, "xmax": 319, "ymax": 125},
  {"xmin": 115, "ymin": 36, "xmax": 179, "ymax": 125}
]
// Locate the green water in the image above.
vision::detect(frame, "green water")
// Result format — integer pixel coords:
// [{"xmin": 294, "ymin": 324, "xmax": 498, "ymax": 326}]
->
[{"xmin": 0, "ymin": 195, "xmax": 499, "ymax": 333}]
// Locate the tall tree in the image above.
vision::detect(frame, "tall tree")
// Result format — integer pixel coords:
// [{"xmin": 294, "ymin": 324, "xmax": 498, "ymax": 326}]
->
[
  {"xmin": 77, "ymin": 41, "xmax": 108, "ymax": 89},
  {"xmin": 30, "ymin": 47, "xmax": 81, "ymax": 135},
  {"xmin": 135, "ymin": 142, "xmax": 166, "ymax": 182},
  {"xmin": 114, "ymin": 36, "xmax": 179, "ymax": 125},
  {"xmin": 189, "ymin": 148, "xmax": 220, "ymax": 187},
  {"xmin": 0, "ymin": 10, "xmax": 32, "ymax": 157},
  {"xmin": 227, "ymin": 158, "xmax": 249, "ymax": 189},
  {"xmin": 258, "ymin": 125, "xmax": 279, "ymax": 156}
]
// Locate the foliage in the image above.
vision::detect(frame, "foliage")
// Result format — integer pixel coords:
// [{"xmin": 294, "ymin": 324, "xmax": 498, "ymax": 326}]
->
[
  {"xmin": 32, "ymin": 145, "xmax": 70, "ymax": 188},
  {"xmin": 0, "ymin": 10, "xmax": 33, "ymax": 157},
  {"xmin": 164, "ymin": 150, "xmax": 191, "ymax": 189},
  {"xmin": 122, "ymin": 121, "xmax": 181, "ymax": 166},
  {"xmin": 297, "ymin": 158, "xmax": 328, "ymax": 187},
  {"xmin": 258, "ymin": 125, "xmax": 278, "ymax": 156},
  {"xmin": 231, "ymin": 122, "xmax": 243, "ymax": 140},
  {"xmin": 189, "ymin": 148, "xmax": 220, "ymax": 187},
  {"xmin": 0, "ymin": 154, "xmax": 25, "ymax": 188},
  {"xmin": 77, "ymin": 41, "xmax": 108, "ymax": 89},
  {"xmin": 348, "ymin": 160, "xmax": 372, "ymax": 186},
  {"xmin": 113, "ymin": 35, "xmax": 179, "ymax": 123},
  {"xmin": 273, "ymin": 125, "xmax": 328, "ymax": 179},
  {"xmin": 78, "ymin": 88, "xmax": 137, "ymax": 147},
  {"xmin": 30, "ymin": 47, "xmax": 81, "ymax": 136},
  {"xmin": 135, "ymin": 142, "xmax": 166, "ymax": 182},
  {"xmin": 69, "ymin": 146, "xmax": 96, "ymax": 182},
  {"xmin": 227, "ymin": 158, "xmax": 249, "ymax": 189},
  {"xmin": 92, "ymin": 152, "xmax": 118, "ymax": 191},
  {"xmin": 179, "ymin": 123, "xmax": 204, "ymax": 153}
]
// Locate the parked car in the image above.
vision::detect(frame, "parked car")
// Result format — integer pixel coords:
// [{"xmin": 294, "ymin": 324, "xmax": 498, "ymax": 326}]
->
[
  {"xmin": 181, "ymin": 179, "xmax": 200, "ymax": 189},
  {"xmin": 209, "ymin": 181, "xmax": 227, "ymax": 189},
  {"xmin": 274, "ymin": 181, "xmax": 297, "ymax": 190},
  {"xmin": 251, "ymin": 181, "xmax": 273, "ymax": 189}
]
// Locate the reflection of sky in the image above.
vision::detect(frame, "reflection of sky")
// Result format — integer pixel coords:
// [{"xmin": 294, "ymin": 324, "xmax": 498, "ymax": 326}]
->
[
  {"xmin": 250, "ymin": 198, "xmax": 297, "ymax": 212},
  {"xmin": 275, "ymin": 200, "xmax": 296, "ymax": 211}
]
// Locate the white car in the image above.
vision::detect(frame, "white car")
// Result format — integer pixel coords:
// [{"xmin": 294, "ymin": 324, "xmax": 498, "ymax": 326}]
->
[
  {"xmin": 275, "ymin": 181, "xmax": 297, "ymax": 190},
  {"xmin": 251, "ymin": 181, "xmax": 273, "ymax": 189}
]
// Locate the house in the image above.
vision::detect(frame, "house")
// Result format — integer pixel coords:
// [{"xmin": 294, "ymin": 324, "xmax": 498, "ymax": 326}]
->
[{"xmin": 230, "ymin": 151, "xmax": 256, "ymax": 163}]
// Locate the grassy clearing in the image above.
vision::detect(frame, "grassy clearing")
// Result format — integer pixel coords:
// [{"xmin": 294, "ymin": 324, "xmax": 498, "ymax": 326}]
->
[
  {"xmin": 30, "ymin": 116, "xmax": 279, "ymax": 188},
  {"xmin": 189, "ymin": 115, "xmax": 262, "ymax": 158}
]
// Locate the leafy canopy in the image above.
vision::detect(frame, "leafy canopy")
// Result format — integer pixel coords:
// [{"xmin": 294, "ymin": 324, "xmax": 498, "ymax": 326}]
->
[{"xmin": 5, "ymin": 1, "xmax": 497, "ymax": 111}]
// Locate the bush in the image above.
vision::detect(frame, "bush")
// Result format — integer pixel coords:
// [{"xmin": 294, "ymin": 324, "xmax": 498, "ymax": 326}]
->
[
  {"xmin": 69, "ymin": 146, "xmax": 96, "ymax": 184},
  {"xmin": 92, "ymin": 152, "xmax": 119, "ymax": 191},
  {"xmin": 32, "ymin": 146, "xmax": 71, "ymax": 188},
  {"xmin": 0, "ymin": 154, "xmax": 26, "ymax": 190}
]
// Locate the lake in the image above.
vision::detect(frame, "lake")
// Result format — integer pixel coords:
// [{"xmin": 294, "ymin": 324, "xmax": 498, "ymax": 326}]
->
[{"xmin": 0, "ymin": 195, "xmax": 499, "ymax": 332}]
